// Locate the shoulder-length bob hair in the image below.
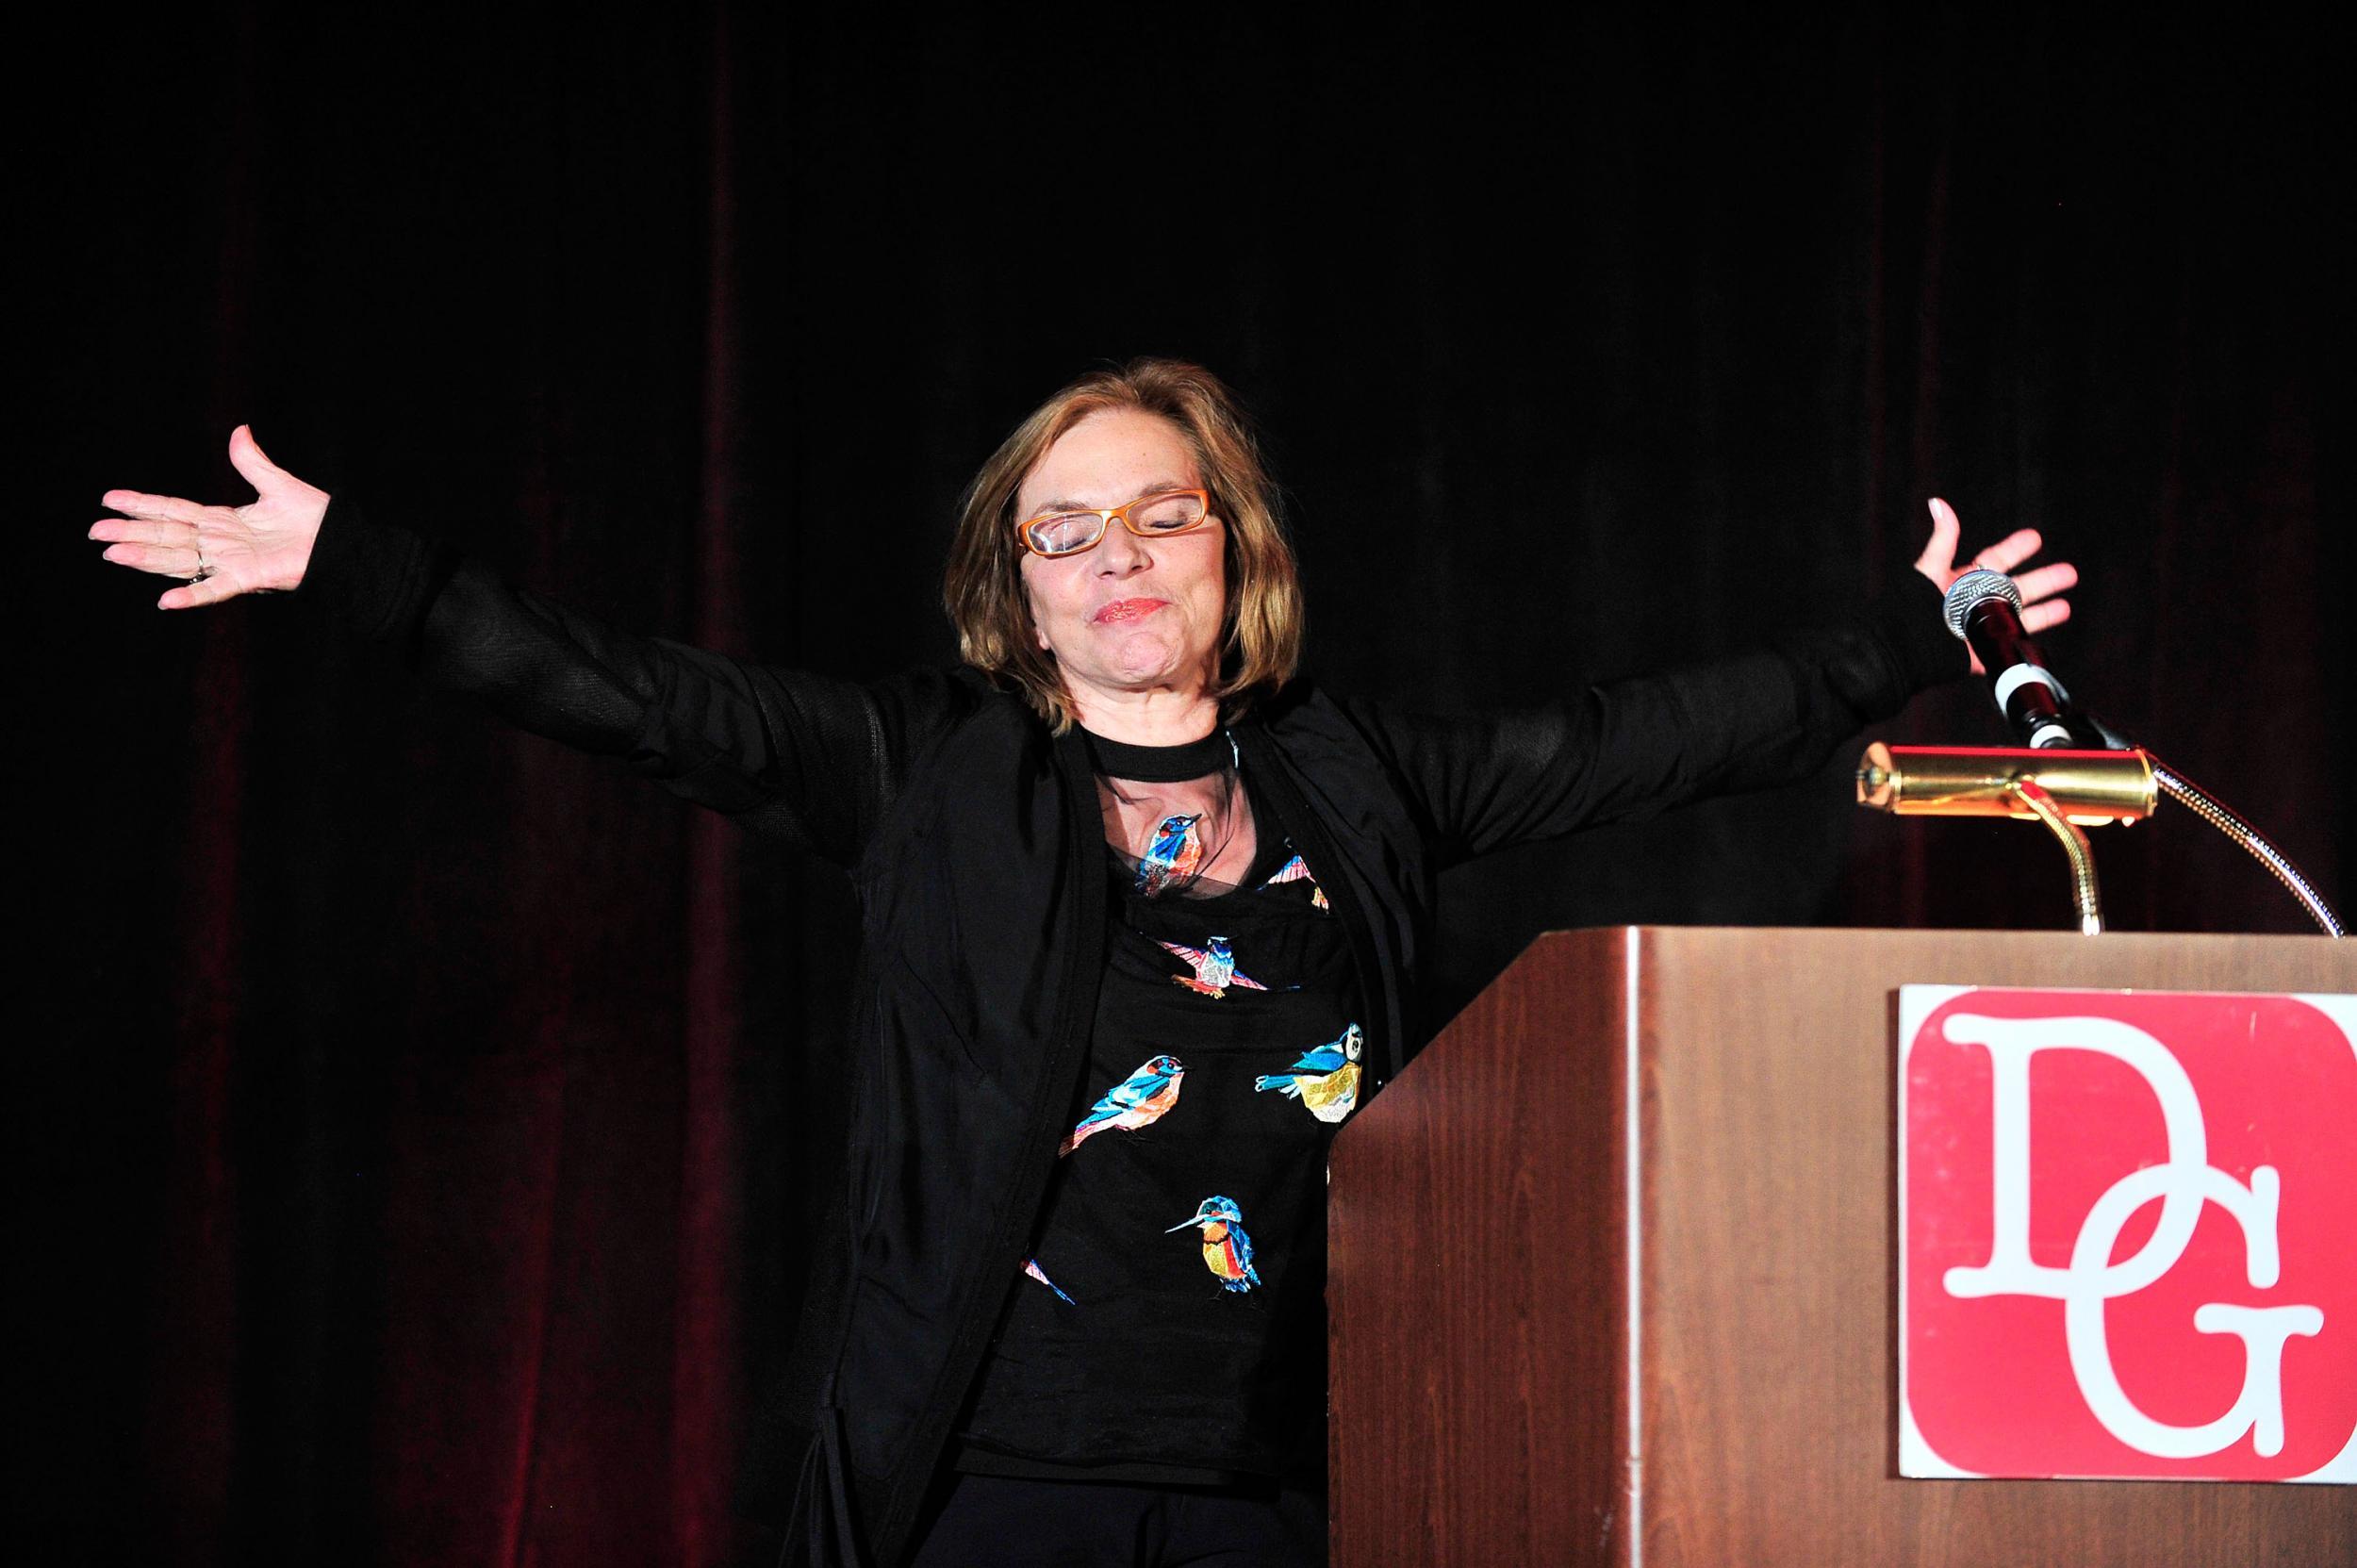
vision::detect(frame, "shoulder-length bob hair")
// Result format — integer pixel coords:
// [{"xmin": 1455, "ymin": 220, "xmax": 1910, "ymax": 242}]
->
[{"xmin": 943, "ymin": 358, "xmax": 1303, "ymax": 733}]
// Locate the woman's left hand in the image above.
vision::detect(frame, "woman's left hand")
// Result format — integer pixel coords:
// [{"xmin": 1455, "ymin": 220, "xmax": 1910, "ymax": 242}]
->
[{"xmin": 1913, "ymin": 497, "xmax": 2077, "ymax": 673}]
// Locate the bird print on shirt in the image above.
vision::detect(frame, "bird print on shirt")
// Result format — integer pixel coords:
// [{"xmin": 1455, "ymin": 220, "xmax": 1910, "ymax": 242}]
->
[
  {"xmin": 1253, "ymin": 1024, "xmax": 1363, "ymax": 1124},
  {"xmin": 1156, "ymin": 936, "xmax": 1268, "ymax": 999},
  {"xmin": 1165, "ymin": 1196, "xmax": 1261, "ymax": 1293},
  {"xmin": 1260, "ymin": 852, "xmax": 1328, "ymax": 910},
  {"xmin": 1135, "ymin": 814, "xmax": 1205, "ymax": 896},
  {"xmin": 1023, "ymin": 1053, "xmax": 1190, "ymax": 1302},
  {"xmin": 1060, "ymin": 1053, "xmax": 1187, "ymax": 1156},
  {"xmin": 1021, "ymin": 1257, "xmax": 1076, "ymax": 1305}
]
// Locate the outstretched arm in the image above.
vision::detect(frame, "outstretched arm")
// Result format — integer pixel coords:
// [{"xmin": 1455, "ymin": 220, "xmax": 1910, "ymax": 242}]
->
[
  {"xmin": 90, "ymin": 427, "xmax": 952, "ymax": 866},
  {"xmin": 1360, "ymin": 500, "xmax": 2080, "ymax": 864}
]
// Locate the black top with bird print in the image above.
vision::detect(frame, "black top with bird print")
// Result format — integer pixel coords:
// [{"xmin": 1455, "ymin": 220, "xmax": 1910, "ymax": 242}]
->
[{"xmin": 952, "ymin": 727, "xmax": 1365, "ymax": 1485}]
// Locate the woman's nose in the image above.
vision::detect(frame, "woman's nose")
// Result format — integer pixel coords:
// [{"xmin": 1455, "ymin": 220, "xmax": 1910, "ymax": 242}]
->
[{"xmin": 1096, "ymin": 524, "xmax": 1152, "ymax": 574}]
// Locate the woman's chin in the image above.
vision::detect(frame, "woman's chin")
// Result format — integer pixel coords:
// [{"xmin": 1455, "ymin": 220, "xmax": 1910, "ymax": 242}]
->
[
  {"xmin": 1099, "ymin": 635, "xmax": 1190, "ymax": 684},
  {"xmin": 1070, "ymin": 637, "xmax": 1212, "ymax": 700}
]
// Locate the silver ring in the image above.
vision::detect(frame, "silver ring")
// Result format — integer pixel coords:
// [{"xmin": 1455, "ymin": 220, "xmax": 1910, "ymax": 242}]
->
[{"xmin": 190, "ymin": 546, "xmax": 213, "ymax": 584}]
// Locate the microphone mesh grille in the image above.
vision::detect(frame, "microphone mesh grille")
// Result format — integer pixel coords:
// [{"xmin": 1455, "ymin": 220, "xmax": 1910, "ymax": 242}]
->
[{"xmin": 1942, "ymin": 568, "xmax": 2023, "ymax": 639}]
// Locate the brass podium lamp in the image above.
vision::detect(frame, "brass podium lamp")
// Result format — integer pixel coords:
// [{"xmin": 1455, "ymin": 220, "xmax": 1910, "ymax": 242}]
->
[{"xmin": 1856, "ymin": 740, "xmax": 2343, "ymax": 937}]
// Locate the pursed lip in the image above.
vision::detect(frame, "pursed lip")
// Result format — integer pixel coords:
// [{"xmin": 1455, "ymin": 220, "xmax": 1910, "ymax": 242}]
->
[{"xmin": 1092, "ymin": 597, "xmax": 1170, "ymax": 624}]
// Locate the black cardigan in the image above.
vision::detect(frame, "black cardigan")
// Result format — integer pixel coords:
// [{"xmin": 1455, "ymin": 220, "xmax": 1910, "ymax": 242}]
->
[{"xmin": 301, "ymin": 500, "xmax": 1963, "ymax": 1565}]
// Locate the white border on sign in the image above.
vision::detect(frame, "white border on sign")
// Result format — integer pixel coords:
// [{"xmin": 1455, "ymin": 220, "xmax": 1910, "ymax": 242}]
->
[
  {"xmin": 2294, "ymin": 993, "xmax": 2357, "ymax": 1063},
  {"xmin": 1898, "ymin": 984, "xmax": 2357, "ymax": 1485},
  {"xmin": 1896, "ymin": 983, "xmax": 1980, "ymax": 1479},
  {"xmin": 2290, "ymin": 993, "xmax": 2357, "ymax": 1482}
]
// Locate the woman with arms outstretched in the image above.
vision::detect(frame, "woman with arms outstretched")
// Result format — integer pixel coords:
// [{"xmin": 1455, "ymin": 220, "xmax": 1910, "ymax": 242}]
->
[{"xmin": 93, "ymin": 360, "xmax": 2073, "ymax": 1567}]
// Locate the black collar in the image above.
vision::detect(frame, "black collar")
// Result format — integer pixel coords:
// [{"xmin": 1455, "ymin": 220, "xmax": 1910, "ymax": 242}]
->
[{"xmin": 1080, "ymin": 725, "xmax": 1235, "ymax": 782}]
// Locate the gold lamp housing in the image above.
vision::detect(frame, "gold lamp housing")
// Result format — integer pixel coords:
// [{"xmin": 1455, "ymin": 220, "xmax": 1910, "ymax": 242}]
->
[
  {"xmin": 1856, "ymin": 743, "xmax": 2161, "ymax": 936},
  {"xmin": 1854, "ymin": 743, "xmax": 2158, "ymax": 826}
]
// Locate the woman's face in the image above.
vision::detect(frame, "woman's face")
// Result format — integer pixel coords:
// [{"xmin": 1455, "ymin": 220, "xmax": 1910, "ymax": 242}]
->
[{"xmin": 1017, "ymin": 407, "xmax": 1227, "ymax": 715}]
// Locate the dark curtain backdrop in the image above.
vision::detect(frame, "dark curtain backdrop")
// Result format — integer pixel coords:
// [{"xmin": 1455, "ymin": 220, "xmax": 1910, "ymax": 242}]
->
[{"xmin": 30, "ymin": 5, "xmax": 2346, "ymax": 1563}]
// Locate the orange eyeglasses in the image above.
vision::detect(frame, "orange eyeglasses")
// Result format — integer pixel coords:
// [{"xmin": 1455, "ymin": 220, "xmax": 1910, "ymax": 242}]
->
[{"xmin": 1014, "ymin": 489, "xmax": 1213, "ymax": 558}]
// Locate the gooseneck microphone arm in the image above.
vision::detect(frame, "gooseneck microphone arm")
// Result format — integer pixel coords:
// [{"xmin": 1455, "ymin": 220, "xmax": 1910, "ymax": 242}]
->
[{"xmin": 2083, "ymin": 714, "xmax": 2347, "ymax": 939}]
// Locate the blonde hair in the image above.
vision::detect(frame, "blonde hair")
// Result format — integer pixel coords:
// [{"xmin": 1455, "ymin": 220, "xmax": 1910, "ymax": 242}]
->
[{"xmin": 942, "ymin": 358, "xmax": 1304, "ymax": 732}]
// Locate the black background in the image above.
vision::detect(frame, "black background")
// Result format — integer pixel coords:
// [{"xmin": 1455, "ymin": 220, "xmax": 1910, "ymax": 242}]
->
[{"xmin": 28, "ymin": 6, "xmax": 2348, "ymax": 1562}]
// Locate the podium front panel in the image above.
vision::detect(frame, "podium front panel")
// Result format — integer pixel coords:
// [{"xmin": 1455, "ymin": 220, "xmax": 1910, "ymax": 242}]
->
[{"xmin": 1327, "ymin": 927, "xmax": 2355, "ymax": 1568}]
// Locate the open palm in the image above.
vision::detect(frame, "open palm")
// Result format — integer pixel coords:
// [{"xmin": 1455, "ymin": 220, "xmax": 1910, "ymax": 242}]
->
[
  {"xmin": 91, "ymin": 425, "xmax": 328, "ymax": 609},
  {"xmin": 1912, "ymin": 497, "xmax": 2077, "ymax": 673}
]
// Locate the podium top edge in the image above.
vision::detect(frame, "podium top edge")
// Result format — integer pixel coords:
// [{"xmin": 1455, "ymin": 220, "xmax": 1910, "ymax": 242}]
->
[{"xmin": 1527, "ymin": 925, "xmax": 2349, "ymax": 945}]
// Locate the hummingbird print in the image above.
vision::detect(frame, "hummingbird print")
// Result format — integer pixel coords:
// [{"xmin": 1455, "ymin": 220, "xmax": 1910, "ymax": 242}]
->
[
  {"xmin": 1060, "ymin": 1053, "xmax": 1186, "ymax": 1155},
  {"xmin": 1165, "ymin": 1196, "xmax": 1261, "ymax": 1293},
  {"xmin": 1253, "ymin": 1023, "xmax": 1363, "ymax": 1124},
  {"xmin": 1022, "ymin": 1257, "xmax": 1076, "ymax": 1305},
  {"xmin": 1156, "ymin": 935, "xmax": 1269, "ymax": 999},
  {"xmin": 1135, "ymin": 813, "xmax": 1205, "ymax": 896},
  {"xmin": 1261, "ymin": 852, "xmax": 1328, "ymax": 910}
]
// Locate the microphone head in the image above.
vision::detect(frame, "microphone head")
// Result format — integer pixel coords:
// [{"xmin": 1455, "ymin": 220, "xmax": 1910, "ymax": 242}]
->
[{"xmin": 1942, "ymin": 568, "xmax": 2023, "ymax": 640}]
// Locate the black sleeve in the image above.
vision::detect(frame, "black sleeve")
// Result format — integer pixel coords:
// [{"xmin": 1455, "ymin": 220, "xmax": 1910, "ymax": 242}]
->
[
  {"xmin": 1340, "ymin": 577, "xmax": 1967, "ymax": 867},
  {"xmin": 296, "ymin": 496, "xmax": 959, "ymax": 867}
]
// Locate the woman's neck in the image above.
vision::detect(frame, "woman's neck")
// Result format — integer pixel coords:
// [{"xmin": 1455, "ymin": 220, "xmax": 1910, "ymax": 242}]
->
[{"xmin": 1066, "ymin": 682, "xmax": 1221, "ymax": 748}]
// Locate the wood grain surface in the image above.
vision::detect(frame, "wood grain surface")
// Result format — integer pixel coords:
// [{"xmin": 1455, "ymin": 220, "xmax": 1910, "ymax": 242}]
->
[{"xmin": 1328, "ymin": 928, "xmax": 2356, "ymax": 1567}]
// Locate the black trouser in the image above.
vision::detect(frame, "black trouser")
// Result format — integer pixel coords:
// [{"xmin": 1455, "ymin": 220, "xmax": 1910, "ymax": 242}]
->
[{"xmin": 906, "ymin": 1472, "xmax": 1325, "ymax": 1568}]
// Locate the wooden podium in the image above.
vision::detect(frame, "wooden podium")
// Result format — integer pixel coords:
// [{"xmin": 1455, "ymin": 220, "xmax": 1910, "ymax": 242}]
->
[{"xmin": 1327, "ymin": 928, "xmax": 2354, "ymax": 1566}]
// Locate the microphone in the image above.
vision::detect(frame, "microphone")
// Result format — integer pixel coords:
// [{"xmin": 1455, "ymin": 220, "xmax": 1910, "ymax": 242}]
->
[{"xmin": 1943, "ymin": 569, "xmax": 2076, "ymax": 749}]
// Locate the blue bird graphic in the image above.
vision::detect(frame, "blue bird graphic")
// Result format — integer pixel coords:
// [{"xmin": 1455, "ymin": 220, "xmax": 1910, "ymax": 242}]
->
[
  {"xmin": 1165, "ymin": 1196, "xmax": 1261, "ymax": 1293},
  {"xmin": 1253, "ymin": 1023, "xmax": 1363, "ymax": 1124},
  {"xmin": 1156, "ymin": 935, "xmax": 1269, "ymax": 999},
  {"xmin": 1135, "ymin": 814, "xmax": 1205, "ymax": 896},
  {"xmin": 1061, "ymin": 1053, "xmax": 1186, "ymax": 1156},
  {"xmin": 1013, "ymin": 1054, "xmax": 1187, "ymax": 1305}
]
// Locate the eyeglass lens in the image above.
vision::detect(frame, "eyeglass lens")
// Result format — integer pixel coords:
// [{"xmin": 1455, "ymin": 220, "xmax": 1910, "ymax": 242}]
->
[{"xmin": 1026, "ymin": 492, "xmax": 1207, "ymax": 556}]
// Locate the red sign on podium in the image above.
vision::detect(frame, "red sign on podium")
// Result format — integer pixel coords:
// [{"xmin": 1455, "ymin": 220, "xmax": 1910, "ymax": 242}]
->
[{"xmin": 1899, "ymin": 986, "xmax": 2356, "ymax": 1481}]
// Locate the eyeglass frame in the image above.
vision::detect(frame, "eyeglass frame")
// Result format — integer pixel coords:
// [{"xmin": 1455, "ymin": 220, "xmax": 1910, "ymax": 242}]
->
[{"xmin": 1012, "ymin": 488, "xmax": 1216, "ymax": 558}]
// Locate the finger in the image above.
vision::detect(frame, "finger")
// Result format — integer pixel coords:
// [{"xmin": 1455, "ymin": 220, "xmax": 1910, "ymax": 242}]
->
[
  {"xmin": 2011, "ymin": 560, "xmax": 2078, "ymax": 605},
  {"xmin": 1914, "ymin": 497, "xmax": 1962, "ymax": 576},
  {"xmin": 1967, "ymin": 528, "xmax": 2044, "ymax": 575},
  {"xmin": 158, "ymin": 571, "xmax": 243, "ymax": 611},
  {"xmin": 91, "ymin": 518, "xmax": 194, "ymax": 547},
  {"xmin": 226, "ymin": 423, "xmax": 281, "ymax": 492},
  {"xmin": 102, "ymin": 488, "xmax": 213, "ymax": 525},
  {"xmin": 2020, "ymin": 599, "xmax": 2073, "ymax": 635},
  {"xmin": 101, "ymin": 541, "xmax": 204, "ymax": 577}
]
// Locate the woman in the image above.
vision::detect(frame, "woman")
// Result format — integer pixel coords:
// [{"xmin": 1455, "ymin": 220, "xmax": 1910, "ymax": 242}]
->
[{"xmin": 93, "ymin": 359, "xmax": 2073, "ymax": 1567}]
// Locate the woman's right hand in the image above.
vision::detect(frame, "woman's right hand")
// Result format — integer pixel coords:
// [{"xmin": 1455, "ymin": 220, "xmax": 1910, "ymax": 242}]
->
[{"xmin": 91, "ymin": 424, "xmax": 330, "ymax": 609}]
